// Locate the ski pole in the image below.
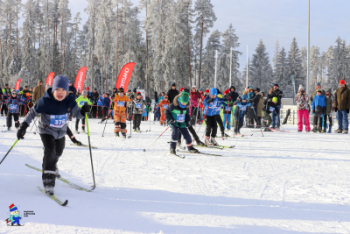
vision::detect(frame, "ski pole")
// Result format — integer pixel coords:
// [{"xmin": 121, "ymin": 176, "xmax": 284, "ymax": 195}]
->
[
  {"xmin": 102, "ymin": 116, "xmax": 108, "ymax": 137},
  {"xmin": 0, "ymin": 139, "xmax": 19, "ymax": 165},
  {"xmin": 85, "ymin": 113, "xmax": 96, "ymax": 190},
  {"xmin": 128, "ymin": 104, "xmax": 133, "ymax": 138},
  {"xmin": 30, "ymin": 116, "xmax": 37, "ymax": 132},
  {"xmin": 143, "ymin": 126, "xmax": 170, "ymax": 152},
  {"xmin": 197, "ymin": 102, "xmax": 211, "ymax": 137}
]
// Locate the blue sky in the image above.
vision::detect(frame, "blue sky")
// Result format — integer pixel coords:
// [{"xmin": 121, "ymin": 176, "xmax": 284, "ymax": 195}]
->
[{"xmin": 69, "ymin": 0, "xmax": 350, "ymax": 72}]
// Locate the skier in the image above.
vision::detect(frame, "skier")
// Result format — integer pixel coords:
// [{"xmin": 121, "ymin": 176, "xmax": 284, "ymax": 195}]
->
[
  {"xmin": 113, "ymin": 88, "xmax": 131, "ymax": 138},
  {"xmin": 234, "ymin": 94, "xmax": 251, "ymax": 135},
  {"xmin": 262, "ymin": 96, "xmax": 279, "ymax": 131},
  {"xmin": 215, "ymin": 94, "xmax": 229, "ymax": 137},
  {"xmin": 166, "ymin": 91, "xmax": 199, "ymax": 155},
  {"xmin": 75, "ymin": 90, "xmax": 92, "ymax": 133},
  {"xmin": 5, "ymin": 90, "xmax": 25, "ymax": 130},
  {"xmin": 67, "ymin": 126, "xmax": 83, "ymax": 147},
  {"xmin": 157, "ymin": 95, "xmax": 170, "ymax": 126},
  {"xmin": 132, "ymin": 92, "xmax": 147, "ymax": 132},
  {"xmin": 222, "ymin": 89, "xmax": 233, "ymax": 131},
  {"xmin": 202, "ymin": 88, "xmax": 225, "ymax": 146},
  {"xmin": 16, "ymin": 75, "xmax": 89, "ymax": 195},
  {"xmin": 324, "ymin": 89, "xmax": 334, "ymax": 133},
  {"xmin": 311, "ymin": 89, "xmax": 326, "ymax": 133}
]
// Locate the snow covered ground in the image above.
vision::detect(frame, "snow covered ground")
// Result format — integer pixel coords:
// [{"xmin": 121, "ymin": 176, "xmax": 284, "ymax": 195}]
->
[{"xmin": 1, "ymin": 116, "xmax": 350, "ymax": 234}]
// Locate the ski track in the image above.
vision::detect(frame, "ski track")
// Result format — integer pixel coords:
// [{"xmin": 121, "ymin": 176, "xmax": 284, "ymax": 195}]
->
[{"xmin": 1, "ymin": 116, "xmax": 350, "ymax": 234}]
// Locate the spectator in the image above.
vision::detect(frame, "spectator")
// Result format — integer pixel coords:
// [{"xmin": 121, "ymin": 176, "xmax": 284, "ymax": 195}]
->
[
  {"xmin": 294, "ymin": 85, "xmax": 310, "ymax": 132},
  {"xmin": 167, "ymin": 83, "xmax": 179, "ymax": 103},
  {"xmin": 90, "ymin": 88, "xmax": 100, "ymax": 118},
  {"xmin": 334, "ymin": 79, "xmax": 350, "ymax": 134},
  {"xmin": 68, "ymin": 81, "xmax": 77, "ymax": 98},
  {"xmin": 310, "ymin": 82, "xmax": 325, "ymax": 131},
  {"xmin": 190, "ymin": 85, "xmax": 201, "ymax": 125},
  {"xmin": 268, "ymin": 84, "xmax": 283, "ymax": 129},
  {"xmin": 33, "ymin": 80, "xmax": 45, "ymax": 103}
]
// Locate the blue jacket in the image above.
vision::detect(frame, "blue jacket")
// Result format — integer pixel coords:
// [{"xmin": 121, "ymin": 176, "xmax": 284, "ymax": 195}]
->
[
  {"xmin": 203, "ymin": 96, "xmax": 225, "ymax": 116},
  {"xmin": 248, "ymin": 92, "xmax": 255, "ymax": 100},
  {"xmin": 5, "ymin": 96, "xmax": 25, "ymax": 113},
  {"xmin": 69, "ymin": 86, "xmax": 77, "ymax": 98},
  {"xmin": 97, "ymin": 97, "xmax": 103, "ymax": 106},
  {"xmin": 235, "ymin": 102, "xmax": 252, "ymax": 118},
  {"xmin": 312, "ymin": 94, "xmax": 326, "ymax": 114},
  {"xmin": 103, "ymin": 97, "xmax": 111, "ymax": 107}
]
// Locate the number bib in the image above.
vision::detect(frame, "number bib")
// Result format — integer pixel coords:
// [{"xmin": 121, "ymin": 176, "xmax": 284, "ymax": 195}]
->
[
  {"xmin": 135, "ymin": 103, "xmax": 142, "ymax": 108},
  {"xmin": 269, "ymin": 107, "xmax": 275, "ymax": 112},
  {"xmin": 226, "ymin": 107, "xmax": 231, "ymax": 111},
  {"xmin": 50, "ymin": 114, "xmax": 69, "ymax": 128},
  {"xmin": 80, "ymin": 101, "xmax": 86, "ymax": 106},
  {"xmin": 163, "ymin": 105, "xmax": 168, "ymax": 109},
  {"xmin": 176, "ymin": 114, "xmax": 185, "ymax": 123},
  {"xmin": 117, "ymin": 101, "xmax": 125, "ymax": 107},
  {"xmin": 9, "ymin": 104, "xmax": 17, "ymax": 111},
  {"xmin": 240, "ymin": 106, "xmax": 247, "ymax": 111}
]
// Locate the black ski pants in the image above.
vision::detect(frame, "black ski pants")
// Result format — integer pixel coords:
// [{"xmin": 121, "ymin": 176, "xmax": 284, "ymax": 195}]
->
[
  {"xmin": 215, "ymin": 114, "xmax": 225, "ymax": 133},
  {"xmin": 7, "ymin": 113, "xmax": 19, "ymax": 128},
  {"xmin": 190, "ymin": 107, "xmax": 199, "ymax": 126},
  {"xmin": 40, "ymin": 134, "xmax": 65, "ymax": 187},
  {"xmin": 178, "ymin": 125, "xmax": 200, "ymax": 143},
  {"xmin": 133, "ymin": 114, "xmax": 142, "ymax": 129},
  {"xmin": 76, "ymin": 117, "xmax": 85, "ymax": 130},
  {"xmin": 205, "ymin": 115, "xmax": 218, "ymax": 137},
  {"xmin": 1, "ymin": 103, "xmax": 8, "ymax": 115},
  {"xmin": 171, "ymin": 126, "xmax": 192, "ymax": 149},
  {"xmin": 91, "ymin": 106, "xmax": 97, "ymax": 118}
]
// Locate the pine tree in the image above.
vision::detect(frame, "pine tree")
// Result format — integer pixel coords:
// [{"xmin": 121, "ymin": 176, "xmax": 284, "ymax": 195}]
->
[
  {"xmin": 286, "ymin": 37, "xmax": 303, "ymax": 96},
  {"xmin": 274, "ymin": 47, "xmax": 288, "ymax": 93},
  {"xmin": 309, "ymin": 46, "xmax": 320, "ymax": 89}
]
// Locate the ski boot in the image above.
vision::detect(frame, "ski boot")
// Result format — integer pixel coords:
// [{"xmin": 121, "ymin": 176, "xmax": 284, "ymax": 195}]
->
[
  {"xmin": 264, "ymin": 128, "xmax": 272, "ymax": 132},
  {"xmin": 204, "ymin": 137, "xmax": 213, "ymax": 147},
  {"xmin": 115, "ymin": 132, "xmax": 120, "ymax": 137},
  {"xmin": 82, "ymin": 128, "xmax": 85, "ymax": 133},
  {"xmin": 188, "ymin": 146, "xmax": 199, "ymax": 153},
  {"xmin": 210, "ymin": 137, "xmax": 219, "ymax": 146},
  {"xmin": 195, "ymin": 139, "xmax": 205, "ymax": 146},
  {"xmin": 122, "ymin": 133, "xmax": 127, "ymax": 138},
  {"xmin": 55, "ymin": 168, "xmax": 61, "ymax": 179},
  {"xmin": 297, "ymin": 130, "xmax": 302, "ymax": 132},
  {"xmin": 170, "ymin": 148, "xmax": 177, "ymax": 156},
  {"xmin": 134, "ymin": 128, "xmax": 137, "ymax": 132},
  {"xmin": 223, "ymin": 132, "xmax": 230, "ymax": 138},
  {"xmin": 7, "ymin": 127, "xmax": 11, "ymax": 131},
  {"xmin": 43, "ymin": 173, "xmax": 56, "ymax": 196},
  {"xmin": 328, "ymin": 127, "xmax": 332, "ymax": 133},
  {"xmin": 312, "ymin": 127, "xmax": 317, "ymax": 133},
  {"xmin": 343, "ymin": 130, "xmax": 348, "ymax": 134},
  {"xmin": 323, "ymin": 126, "xmax": 327, "ymax": 133},
  {"xmin": 137, "ymin": 127, "xmax": 141, "ymax": 132},
  {"xmin": 334, "ymin": 129, "xmax": 342, "ymax": 133},
  {"xmin": 176, "ymin": 141, "xmax": 182, "ymax": 149},
  {"xmin": 318, "ymin": 127, "xmax": 322, "ymax": 133},
  {"xmin": 75, "ymin": 129, "xmax": 79, "ymax": 134}
]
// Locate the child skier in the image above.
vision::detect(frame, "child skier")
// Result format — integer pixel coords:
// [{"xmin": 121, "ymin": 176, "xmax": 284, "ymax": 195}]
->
[
  {"xmin": 223, "ymin": 89, "xmax": 233, "ymax": 131},
  {"xmin": 234, "ymin": 94, "xmax": 251, "ymax": 135},
  {"xmin": 113, "ymin": 88, "xmax": 131, "ymax": 138},
  {"xmin": 16, "ymin": 75, "xmax": 89, "ymax": 195},
  {"xmin": 262, "ymin": 96, "xmax": 279, "ymax": 131},
  {"xmin": 166, "ymin": 91, "xmax": 199, "ymax": 155},
  {"xmin": 75, "ymin": 90, "xmax": 92, "ymax": 133},
  {"xmin": 132, "ymin": 92, "xmax": 147, "ymax": 132},
  {"xmin": 324, "ymin": 89, "xmax": 334, "ymax": 133},
  {"xmin": 157, "ymin": 95, "xmax": 170, "ymax": 126},
  {"xmin": 202, "ymin": 88, "xmax": 225, "ymax": 146},
  {"xmin": 312, "ymin": 89, "xmax": 327, "ymax": 133},
  {"xmin": 5, "ymin": 90, "xmax": 25, "ymax": 130}
]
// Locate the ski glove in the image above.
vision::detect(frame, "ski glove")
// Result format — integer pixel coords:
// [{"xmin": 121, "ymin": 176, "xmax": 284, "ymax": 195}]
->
[
  {"xmin": 17, "ymin": 122, "xmax": 29, "ymax": 140},
  {"xmin": 207, "ymin": 98, "xmax": 214, "ymax": 103},
  {"xmin": 186, "ymin": 121, "xmax": 192, "ymax": 128},
  {"xmin": 168, "ymin": 119, "xmax": 175, "ymax": 127},
  {"xmin": 80, "ymin": 103, "xmax": 90, "ymax": 115}
]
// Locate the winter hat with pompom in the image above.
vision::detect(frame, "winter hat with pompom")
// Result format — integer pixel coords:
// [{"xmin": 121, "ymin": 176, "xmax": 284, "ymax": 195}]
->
[{"xmin": 299, "ymin": 84, "xmax": 304, "ymax": 91}]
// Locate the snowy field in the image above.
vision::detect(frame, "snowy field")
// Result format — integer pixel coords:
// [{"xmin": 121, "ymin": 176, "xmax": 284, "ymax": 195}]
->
[{"xmin": 1, "ymin": 116, "xmax": 350, "ymax": 234}]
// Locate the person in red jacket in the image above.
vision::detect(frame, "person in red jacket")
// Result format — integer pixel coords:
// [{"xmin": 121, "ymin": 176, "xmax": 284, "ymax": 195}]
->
[
  {"xmin": 157, "ymin": 95, "xmax": 170, "ymax": 126},
  {"xmin": 190, "ymin": 86, "xmax": 202, "ymax": 126}
]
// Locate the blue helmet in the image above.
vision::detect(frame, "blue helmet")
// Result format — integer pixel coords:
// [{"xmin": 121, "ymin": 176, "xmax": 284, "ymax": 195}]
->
[{"xmin": 210, "ymin": 88, "xmax": 217, "ymax": 96}]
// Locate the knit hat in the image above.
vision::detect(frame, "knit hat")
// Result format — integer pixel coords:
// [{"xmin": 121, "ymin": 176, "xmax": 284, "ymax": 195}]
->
[
  {"xmin": 205, "ymin": 89, "xmax": 209, "ymax": 93},
  {"xmin": 9, "ymin": 204, "xmax": 18, "ymax": 212},
  {"xmin": 52, "ymin": 75, "xmax": 69, "ymax": 93},
  {"xmin": 82, "ymin": 90, "xmax": 87, "ymax": 96},
  {"xmin": 274, "ymin": 84, "xmax": 279, "ymax": 87},
  {"xmin": 339, "ymin": 79, "xmax": 346, "ymax": 85},
  {"xmin": 256, "ymin": 88, "xmax": 260, "ymax": 92},
  {"xmin": 326, "ymin": 88, "xmax": 332, "ymax": 93},
  {"xmin": 224, "ymin": 89, "xmax": 229, "ymax": 95},
  {"xmin": 136, "ymin": 92, "xmax": 141, "ymax": 96},
  {"xmin": 241, "ymin": 94, "xmax": 248, "ymax": 100},
  {"xmin": 230, "ymin": 86, "xmax": 235, "ymax": 91},
  {"xmin": 179, "ymin": 92, "xmax": 190, "ymax": 104},
  {"xmin": 69, "ymin": 81, "xmax": 73, "ymax": 85},
  {"xmin": 180, "ymin": 87, "xmax": 185, "ymax": 92},
  {"xmin": 172, "ymin": 83, "xmax": 176, "ymax": 87},
  {"xmin": 272, "ymin": 97, "xmax": 278, "ymax": 102},
  {"xmin": 118, "ymin": 87, "xmax": 125, "ymax": 93},
  {"xmin": 86, "ymin": 86, "xmax": 90, "ymax": 91},
  {"xmin": 316, "ymin": 82, "xmax": 321, "ymax": 87},
  {"xmin": 299, "ymin": 84, "xmax": 304, "ymax": 91}
]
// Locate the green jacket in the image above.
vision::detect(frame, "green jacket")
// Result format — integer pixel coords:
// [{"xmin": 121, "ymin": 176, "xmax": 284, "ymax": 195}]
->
[
  {"xmin": 165, "ymin": 94, "xmax": 190, "ymax": 128},
  {"xmin": 76, "ymin": 96, "xmax": 92, "ymax": 107}
]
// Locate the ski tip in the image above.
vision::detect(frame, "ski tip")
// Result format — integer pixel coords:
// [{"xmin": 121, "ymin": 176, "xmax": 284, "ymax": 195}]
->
[{"xmin": 61, "ymin": 200, "xmax": 68, "ymax": 206}]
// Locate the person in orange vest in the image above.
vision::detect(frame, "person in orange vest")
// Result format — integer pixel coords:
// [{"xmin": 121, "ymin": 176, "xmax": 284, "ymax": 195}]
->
[
  {"xmin": 113, "ymin": 88, "xmax": 131, "ymax": 138},
  {"xmin": 157, "ymin": 95, "xmax": 170, "ymax": 126}
]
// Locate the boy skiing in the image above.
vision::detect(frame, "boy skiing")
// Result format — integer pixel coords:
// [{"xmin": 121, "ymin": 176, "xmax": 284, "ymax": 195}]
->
[
  {"xmin": 166, "ymin": 91, "xmax": 199, "ymax": 155},
  {"xmin": 5, "ymin": 90, "xmax": 25, "ymax": 130},
  {"xmin": 132, "ymin": 92, "xmax": 147, "ymax": 132},
  {"xmin": 16, "ymin": 75, "xmax": 90, "ymax": 195},
  {"xmin": 262, "ymin": 96, "xmax": 278, "ymax": 131},
  {"xmin": 157, "ymin": 95, "xmax": 170, "ymax": 126},
  {"xmin": 202, "ymin": 88, "xmax": 225, "ymax": 146},
  {"xmin": 113, "ymin": 88, "xmax": 131, "ymax": 138},
  {"xmin": 234, "ymin": 94, "xmax": 251, "ymax": 134},
  {"xmin": 75, "ymin": 90, "xmax": 92, "ymax": 133}
]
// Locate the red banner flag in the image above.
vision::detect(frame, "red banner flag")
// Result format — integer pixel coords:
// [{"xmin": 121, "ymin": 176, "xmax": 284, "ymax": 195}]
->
[
  {"xmin": 45, "ymin": 72, "xmax": 55, "ymax": 87},
  {"xmin": 74, "ymin": 66, "xmax": 88, "ymax": 92},
  {"xmin": 115, "ymin": 62, "xmax": 136, "ymax": 91},
  {"xmin": 15, "ymin": 79, "xmax": 21, "ymax": 90}
]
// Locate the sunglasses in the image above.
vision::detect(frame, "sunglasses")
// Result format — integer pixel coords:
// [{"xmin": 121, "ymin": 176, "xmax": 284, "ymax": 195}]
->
[{"xmin": 11, "ymin": 92, "xmax": 17, "ymax": 95}]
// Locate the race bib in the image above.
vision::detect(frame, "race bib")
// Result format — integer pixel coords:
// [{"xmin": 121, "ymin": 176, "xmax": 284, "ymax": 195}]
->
[
  {"xmin": 50, "ymin": 114, "xmax": 69, "ymax": 128},
  {"xmin": 117, "ymin": 101, "xmax": 125, "ymax": 107},
  {"xmin": 135, "ymin": 103, "xmax": 142, "ymax": 108},
  {"xmin": 240, "ymin": 106, "xmax": 247, "ymax": 111},
  {"xmin": 163, "ymin": 105, "xmax": 168, "ymax": 109},
  {"xmin": 80, "ymin": 101, "xmax": 86, "ymax": 106},
  {"xmin": 269, "ymin": 107, "xmax": 275, "ymax": 112},
  {"xmin": 9, "ymin": 104, "xmax": 17, "ymax": 111},
  {"xmin": 176, "ymin": 114, "xmax": 185, "ymax": 123},
  {"xmin": 226, "ymin": 107, "xmax": 231, "ymax": 111}
]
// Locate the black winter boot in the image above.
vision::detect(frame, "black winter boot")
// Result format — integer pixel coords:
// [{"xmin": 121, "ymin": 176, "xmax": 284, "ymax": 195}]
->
[
  {"xmin": 188, "ymin": 146, "xmax": 199, "ymax": 153},
  {"xmin": 170, "ymin": 148, "xmax": 176, "ymax": 155},
  {"xmin": 195, "ymin": 139, "xmax": 205, "ymax": 146}
]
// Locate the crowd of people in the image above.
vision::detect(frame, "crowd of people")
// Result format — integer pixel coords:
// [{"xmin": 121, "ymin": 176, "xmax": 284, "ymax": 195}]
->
[{"xmin": 3, "ymin": 74, "xmax": 349, "ymax": 195}]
